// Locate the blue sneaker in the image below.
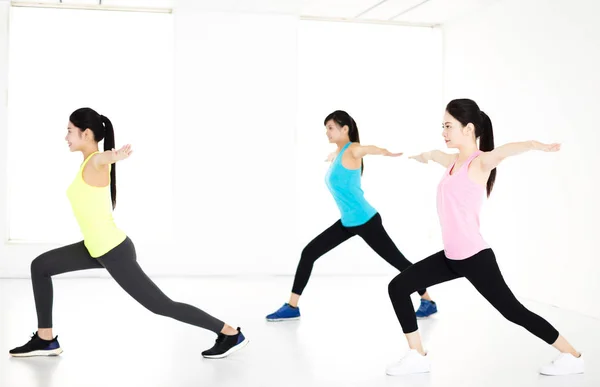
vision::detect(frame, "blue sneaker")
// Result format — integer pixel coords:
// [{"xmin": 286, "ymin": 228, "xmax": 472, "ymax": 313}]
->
[
  {"xmin": 266, "ymin": 303, "xmax": 301, "ymax": 322},
  {"xmin": 415, "ymin": 299, "xmax": 437, "ymax": 319}
]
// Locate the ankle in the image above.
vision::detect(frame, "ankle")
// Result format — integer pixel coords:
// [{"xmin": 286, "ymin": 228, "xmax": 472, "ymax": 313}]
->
[
  {"xmin": 288, "ymin": 293, "xmax": 300, "ymax": 308},
  {"xmin": 37, "ymin": 329, "xmax": 53, "ymax": 341},
  {"xmin": 221, "ymin": 325, "xmax": 238, "ymax": 336},
  {"xmin": 558, "ymin": 350, "xmax": 580, "ymax": 358}
]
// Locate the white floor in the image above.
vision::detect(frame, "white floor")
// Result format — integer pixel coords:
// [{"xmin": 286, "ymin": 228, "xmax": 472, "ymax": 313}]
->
[{"xmin": 0, "ymin": 275, "xmax": 597, "ymax": 387}]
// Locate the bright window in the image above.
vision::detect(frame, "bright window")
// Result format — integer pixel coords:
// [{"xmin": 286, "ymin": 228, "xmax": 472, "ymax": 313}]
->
[{"xmin": 7, "ymin": 6, "xmax": 174, "ymax": 243}]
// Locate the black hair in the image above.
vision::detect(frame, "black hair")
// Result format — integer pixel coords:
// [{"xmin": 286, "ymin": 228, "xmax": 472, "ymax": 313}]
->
[
  {"xmin": 446, "ymin": 99, "xmax": 496, "ymax": 197},
  {"xmin": 324, "ymin": 110, "xmax": 363, "ymax": 175},
  {"xmin": 69, "ymin": 107, "xmax": 117, "ymax": 209}
]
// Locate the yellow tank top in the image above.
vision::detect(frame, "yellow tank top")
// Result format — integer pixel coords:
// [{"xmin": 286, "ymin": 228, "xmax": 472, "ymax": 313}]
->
[{"xmin": 66, "ymin": 151, "xmax": 126, "ymax": 258}]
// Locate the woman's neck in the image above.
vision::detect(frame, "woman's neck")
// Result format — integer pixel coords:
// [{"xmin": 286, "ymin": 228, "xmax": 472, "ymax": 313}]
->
[
  {"xmin": 457, "ymin": 143, "xmax": 479, "ymax": 161},
  {"xmin": 82, "ymin": 146, "xmax": 100, "ymax": 161},
  {"xmin": 336, "ymin": 139, "xmax": 351, "ymax": 151}
]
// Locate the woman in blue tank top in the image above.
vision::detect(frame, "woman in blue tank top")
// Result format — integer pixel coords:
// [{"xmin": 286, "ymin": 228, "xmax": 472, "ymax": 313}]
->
[{"xmin": 266, "ymin": 110, "xmax": 438, "ymax": 321}]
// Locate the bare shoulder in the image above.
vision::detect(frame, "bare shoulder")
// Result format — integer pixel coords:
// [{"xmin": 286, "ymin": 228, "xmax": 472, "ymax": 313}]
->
[
  {"xmin": 89, "ymin": 153, "xmax": 108, "ymax": 171},
  {"xmin": 442, "ymin": 152, "xmax": 459, "ymax": 167},
  {"xmin": 471, "ymin": 151, "xmax": 491, "ymax": 168},
  {"xmin": 468, "ymin": 152, "xmax": 491, "ymax": 185},
  {"xmin": 346, "ymin": 142, "xmax": 361, "ymax": 157},
  {"xmin": 82, "ymin": 155, "xmax": 109, "ymax": 187}
]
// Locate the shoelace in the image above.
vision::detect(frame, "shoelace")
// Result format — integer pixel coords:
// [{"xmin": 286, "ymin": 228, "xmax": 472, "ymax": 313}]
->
[
  {"xmin": 215, "ymin": 334, "xmax": 226, "ymax": 344},
  {"xmin": 21, "ymin": 332, "xmax": 40, "ymax": 347},
  {"xmin": 396, "ymin": 350, "xmax": 415, "ymax": 364},
  {"xmin": 417, "ymin": 301, "xmax": 429, "ymax": 313},
  {"xmin": 277, "ymin": 304, "xmax": 290, "ymax": 314},
  {"xmin": 552, "ymin": 353, "xmax": 568, "ymax": 364}
]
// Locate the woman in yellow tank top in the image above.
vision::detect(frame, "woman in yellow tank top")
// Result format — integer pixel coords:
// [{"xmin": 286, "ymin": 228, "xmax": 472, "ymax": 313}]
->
[{"xmin": 9, "ymin": 108, "xmax": 248, "ymax": 359}]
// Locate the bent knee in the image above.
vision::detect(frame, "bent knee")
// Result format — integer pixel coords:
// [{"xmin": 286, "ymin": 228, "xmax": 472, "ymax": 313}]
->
[
  {"xmin": 299, "ymin": 246, "xmax": 320, "ymax": 264},
  {"xmin": 388, "ymin": 274, "xmax": 413, "ymax": 296},
  {"xmin": 30, "ymin": 254, "xmax": 52, "ymax": 277}
]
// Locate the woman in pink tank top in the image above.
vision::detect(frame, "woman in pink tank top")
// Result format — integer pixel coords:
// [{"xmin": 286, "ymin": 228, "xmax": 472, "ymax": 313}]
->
[{"xmin": 385, "ymin": 99, "xmax": 583, "ymax": 377}]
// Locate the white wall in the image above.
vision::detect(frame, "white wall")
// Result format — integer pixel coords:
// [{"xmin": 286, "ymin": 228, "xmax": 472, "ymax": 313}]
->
[
  {"xmin": 0, "ymin": 0, "xmax": 8, "ymax": 264},
  {"xmin": 443, "ymin": 0, "xmax": 600, "ymax": 318},
  {"xmin": 172, "ymin": 5, "xmax": 299, "ymax": 276},
  {"xmin": 172, "ymin": 5, "xmax": 443, "ymax": 277}
]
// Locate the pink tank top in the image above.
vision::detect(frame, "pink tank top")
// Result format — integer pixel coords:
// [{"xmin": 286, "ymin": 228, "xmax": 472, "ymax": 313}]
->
[{"xmin": 437, "ymin": 150, "xmax": 489, "ymax": 260}]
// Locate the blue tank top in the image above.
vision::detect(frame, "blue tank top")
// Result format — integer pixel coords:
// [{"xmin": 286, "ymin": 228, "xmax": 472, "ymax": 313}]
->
[{"xmin": 325, "ymin": 142, "xmax": 377, "ymax": 227}]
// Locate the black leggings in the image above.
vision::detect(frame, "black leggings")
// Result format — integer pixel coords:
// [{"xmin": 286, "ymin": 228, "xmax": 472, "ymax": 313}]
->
[
  {"xmin": 292, "ymin": 213, "xmax": 427, "ymax": 296},
  {"xmin": 30, "ymin": 237, "xmax": 225, "ymax": 334},
  {"xmin": 388, "ymin": 248, "xmax": 559, "ymax": 344}
]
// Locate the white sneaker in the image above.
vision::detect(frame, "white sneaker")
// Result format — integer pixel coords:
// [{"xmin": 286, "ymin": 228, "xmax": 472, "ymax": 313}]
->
[
  {"xmin": 386, "ymin": 349, "xmax": 431, "ymax": 376},
  {"xmin": 539, "ymin": 353, "xmax": 584, "ymax": 376}
]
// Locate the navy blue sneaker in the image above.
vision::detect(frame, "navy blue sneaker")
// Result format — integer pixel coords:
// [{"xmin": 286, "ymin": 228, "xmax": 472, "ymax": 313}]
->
[
  {"xmin": 266, "ymin": 303, "xmax": 301, "ymax": 322},
  {"xmin": 415, "ymin": 299, "xmax": 437, "ymax": 319},
  {"xmin": 202, "ymin": 328, "xmax": 248, "ymax": 359},
  {"xmin": 9, "ymin": 332, "xmax": 63, "ymax": 357}
]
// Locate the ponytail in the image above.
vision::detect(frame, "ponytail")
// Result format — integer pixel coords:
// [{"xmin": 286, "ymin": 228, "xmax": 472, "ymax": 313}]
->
[
  {"xmin": 347, "ymin": 116, "xmax": 364, "ymax": 175},
  {"xmin": 100, "ymin": 115, "xmax": 117, "ymax": 209},
  {"xmin": 446, "ymin": 99, "xmax": 496, "ymax": 196},
  {"xmin": 324, "ymin": 110, "xmax": 364, "ymax": 175},
  {"xmin": 478, "ymin": 111, "xmax": 496, "ymax": 197}
]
